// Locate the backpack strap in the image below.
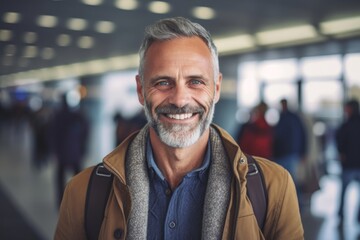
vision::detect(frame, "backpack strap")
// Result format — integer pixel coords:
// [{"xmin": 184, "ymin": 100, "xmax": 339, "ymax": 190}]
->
[
  {"xmin": 246, "ymin": 154, "xmax": 268, "ymax": 230},
  {"xmin": 85, "ymin": 163, "xmax": 114, "ymax": 240}
]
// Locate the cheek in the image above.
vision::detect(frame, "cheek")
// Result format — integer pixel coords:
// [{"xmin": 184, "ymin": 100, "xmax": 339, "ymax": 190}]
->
[
  {"xmin": 144, "ymin": 88, "xmax": 165, "ymax": 111},
  {"xmin": 197, "ymin": 87, "xmax": 216, "ymax": 107}
]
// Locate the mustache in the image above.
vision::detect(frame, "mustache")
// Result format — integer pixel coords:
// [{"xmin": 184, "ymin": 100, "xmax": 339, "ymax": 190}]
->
[{"xmin": 155, "ymin": 104, "xmax": 205, "ymax": 115}]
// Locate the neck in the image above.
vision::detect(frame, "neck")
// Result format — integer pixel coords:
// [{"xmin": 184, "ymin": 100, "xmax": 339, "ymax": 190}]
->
[{"xmin": 149, "ymin": 127, "xmax": 209, "ymax": 190}]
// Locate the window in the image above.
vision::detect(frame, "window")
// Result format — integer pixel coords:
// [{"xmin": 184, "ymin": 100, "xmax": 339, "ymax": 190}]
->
[
  {"xmin": 237, "ymin": 61, "xmax": 259, "ymax": 108},
  {"xmin": 344, "ymin": 53, "xmax": 360, "ymax": 87},
  {"xmin": 300, "ymin": 55, "xmax": 342, "ymax": 80},
  {"xmin": 302, "ymin": 81, "xmax": 343, "ymax": 117},
  {"xmin": 263, "ymin": 83, "xmax": 297, "ymax": 109},
  {"xmin": 259, "ymin": 58, "xmax": 298, "ymax": 82}
]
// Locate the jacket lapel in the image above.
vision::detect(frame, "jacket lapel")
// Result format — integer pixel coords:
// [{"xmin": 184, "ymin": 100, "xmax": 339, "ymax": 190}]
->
[
  {"xmin": 202, "ymin": 127, "xmax": 232, "ymax": 239},
  {"xmin": 125, "ymin": 126, "xmax": 150, "ymax": 240}
]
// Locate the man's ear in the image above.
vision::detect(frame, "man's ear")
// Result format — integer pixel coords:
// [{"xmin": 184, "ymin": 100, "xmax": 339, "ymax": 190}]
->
[
  {"xmin": 136, "ymin": 75, "xmax": 145, "ymax": 106},
  {"xmin": 214, "ymin": 73, "xmax": 222, "ymax": 103}
]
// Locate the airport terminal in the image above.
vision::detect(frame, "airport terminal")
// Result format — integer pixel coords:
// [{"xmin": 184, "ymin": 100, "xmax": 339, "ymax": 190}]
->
[{"xmin": 0, "ymin": 0, "xmax": 360, "ymax": 239}]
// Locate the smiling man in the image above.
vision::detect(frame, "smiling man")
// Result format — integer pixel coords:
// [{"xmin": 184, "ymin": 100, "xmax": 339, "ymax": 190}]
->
[{"xmin": 55, "ymin": 17, "xmax": 304, "ymax": 240}]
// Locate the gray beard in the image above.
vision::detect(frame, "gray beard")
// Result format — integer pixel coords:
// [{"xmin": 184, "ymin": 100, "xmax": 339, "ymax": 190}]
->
[{"xmin": 143, "ymin": 101, "xmax": 215, "ymax": 148}]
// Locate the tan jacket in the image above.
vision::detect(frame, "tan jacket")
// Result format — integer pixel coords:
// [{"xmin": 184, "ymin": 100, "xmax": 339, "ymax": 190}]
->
[{"xmin": 55, "ymin": 125, "xmax": 304, "ymax": 240}]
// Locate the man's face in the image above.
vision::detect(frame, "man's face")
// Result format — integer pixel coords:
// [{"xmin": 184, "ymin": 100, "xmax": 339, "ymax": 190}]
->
[{"xmin": 136, "ymin": 37, "xmax": 222, "ymax": 148}]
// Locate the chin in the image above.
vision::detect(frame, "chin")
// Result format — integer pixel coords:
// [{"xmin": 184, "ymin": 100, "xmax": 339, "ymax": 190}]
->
[{"xmin": 158, "ymin": 125, "xmax": 202, "ymax": 148}]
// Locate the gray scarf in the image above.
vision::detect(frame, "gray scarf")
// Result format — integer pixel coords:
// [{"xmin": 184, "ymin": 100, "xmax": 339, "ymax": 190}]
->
[{"xmin": 125, "ymin": 125, "xmax": 232, "ymax": 239}]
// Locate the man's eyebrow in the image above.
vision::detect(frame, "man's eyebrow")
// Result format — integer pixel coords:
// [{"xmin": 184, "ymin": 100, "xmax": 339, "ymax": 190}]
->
[
  {"xmin": 187, "ymin": 74, "xmax": 206, "ymax": 79},
  {"xmin": 187, "ymin": 74, "xmax": 210, "ymax": 83}
]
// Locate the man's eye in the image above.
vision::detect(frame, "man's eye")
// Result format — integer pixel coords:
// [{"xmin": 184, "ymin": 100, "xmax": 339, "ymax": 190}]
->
[
  {"xmin": 190, "ymin": 79, "xmax": 203, "ymax": 85},
  {"xmin": 156, "ymin": 81, "xmax": 169, "ymax": 86}
]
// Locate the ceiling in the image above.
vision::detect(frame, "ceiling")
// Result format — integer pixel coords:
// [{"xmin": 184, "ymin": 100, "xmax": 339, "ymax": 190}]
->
[{"xmin": 1, "ymin": 0, "xmax": 360, "ymax": 85}]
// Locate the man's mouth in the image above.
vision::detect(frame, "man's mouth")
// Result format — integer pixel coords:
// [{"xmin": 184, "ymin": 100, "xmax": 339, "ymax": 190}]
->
[{"xmin": 166, "ymin": 113, "xmax": 194, "ymax": 120}]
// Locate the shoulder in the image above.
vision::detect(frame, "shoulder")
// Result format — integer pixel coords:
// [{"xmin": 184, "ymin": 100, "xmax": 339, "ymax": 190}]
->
[
  {"xmin": 55, "ymin": 166, "xmax": 96, "ymax": 239},
  {"xmin": 60, "ymin": 166, "xmax": 95, "ymax": 211},
  {"xmin": 253, "ymin": 157, "xmax": 292, "ymax": 193},
  {"xmin": 253, "ymin": 157, "xmax": 303, "ymax": 238},
  {"xmin": 67, "ymin": 166, "xmax": 94, "ymax": 190},
  {"xmin": 60, "ymin": 165, "xmax": 99, "ymax": 216},
  {"xmin": 254, "ymin": 157, "xmax": 286, "ymax": 175}
]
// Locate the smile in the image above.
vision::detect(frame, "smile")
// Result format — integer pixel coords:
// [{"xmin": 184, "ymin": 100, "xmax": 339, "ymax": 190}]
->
[{"xmin": 166, "ymin": 113, "xmax": 193, "ymax": 120}]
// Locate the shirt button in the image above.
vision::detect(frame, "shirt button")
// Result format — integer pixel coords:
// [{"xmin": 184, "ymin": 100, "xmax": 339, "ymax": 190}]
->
[
  {"xmin": 165, "ymin": 188, "xmax": 172, "ymax": 195},
  {"xmin": 169, "ymin": 221, "xmax": 176, "ymax": 229},
  {"xmin": 113, "ymin": 228, "xmax": 123, "ymax": 239}
]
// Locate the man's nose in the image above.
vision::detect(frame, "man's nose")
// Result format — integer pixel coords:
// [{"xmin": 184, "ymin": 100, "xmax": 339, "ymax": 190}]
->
[{"xmin": 168, "ymin": 84, "xmax": 190, "ymax": 108}]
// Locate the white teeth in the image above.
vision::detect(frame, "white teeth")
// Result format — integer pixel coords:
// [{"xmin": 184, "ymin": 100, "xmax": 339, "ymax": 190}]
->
[{"xmin": 167, "ymin": 113, "xmax": 193, "ymax": 120}]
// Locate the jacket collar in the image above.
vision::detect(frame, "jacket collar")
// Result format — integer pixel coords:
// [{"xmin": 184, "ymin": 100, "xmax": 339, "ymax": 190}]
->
[{"xmin": 102, "ymin": 126, "xmax": 144, "ymax": 184}]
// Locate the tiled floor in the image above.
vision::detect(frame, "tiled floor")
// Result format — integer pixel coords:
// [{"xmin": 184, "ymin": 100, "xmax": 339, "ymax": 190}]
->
[{"xmin": 0, "ymin": 118, "xmax": 359, "ymax": 240}]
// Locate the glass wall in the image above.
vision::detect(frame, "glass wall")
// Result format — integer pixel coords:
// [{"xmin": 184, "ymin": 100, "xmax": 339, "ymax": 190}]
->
[
  {"xmin": 237, "ymin": 53, "xmax": 360, "ymax": 118},
  {"xmin": 237, "ymin": 52, "xmax": 360, "ymax": 173}
]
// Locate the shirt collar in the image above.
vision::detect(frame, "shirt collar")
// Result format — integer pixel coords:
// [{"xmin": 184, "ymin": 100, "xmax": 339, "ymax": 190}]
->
[{"xmin": 146, "ymin": 137, "xmax": 211, "ymax": 181}]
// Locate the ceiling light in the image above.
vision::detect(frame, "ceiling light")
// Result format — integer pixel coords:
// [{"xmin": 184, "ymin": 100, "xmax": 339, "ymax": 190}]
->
[
  {"xmin": 37, "ymin": 15, "xmax": 58, "ymax": 28},
  {"xmin": 23, "ymin": 46, "xmax": 38, "ymax": 58},
  {"xmin": 52, "ymin": 66, "xmax": 69, "ymax": 79},
  {"xmin": 81, "ymin": 0, "xmax": 103, "ymax": 6},
  {"xmin": 256, "ymin": 24, "xmax": 318, "ymax": 46},
  {"xmin": 4, "ymin": 44, "xmax": 16, "ymax": 56},
  {"xmin": 320, "ymin": 16, "xmax": 360, "ymax": 35},
  {"xmin": 148, "ymin": 1, "xmax": 171, "ymax": 14},
  {"xmin": 23, "ymin": 32, "xmax": 37, "ymax": 44},
  {"xmin": 115, "ymin": 0, "xmax": 139, "ymax": 10},
  {"xmin": 0, "ymin": 53, "xmax": 141, "ymax": 86},
  {"xmin": 3, "ymin": 12, "xmax": 21, "ymax": 24},
  {"xmin": 0, "ymin": 29, "xmax": 12, "ymax": 41},
  {"xmin": 57, "ymin": 34, "xmax": 72, "ymax": 46},
  {"xmin": 41, "ymin": 47, "xmax": 55, "ymax": 60},
  {"xmin": 108, "ymin": 54, "xmax": 139, "ymax": 70},
  {"xmin": 77, "ymin": 36, "xmax": 95, "ymax": 48},
  {"xmin": 37, "ymin": 67, "xmax": 56, "ymax": 80},
  {"xmin": 191, "ymin": 6, "xmax": 216, "ymax": 20},
  {"xmin": 95, "ymin": 21, "xmax": 115, "ymax": 33},
  {"xmin": 214, "ymin": 34, "xmax": 256, "ymax": 54},
  {"xmin": 86, "ymin": 60, "xmax": 110, "ymax": 74},
  {"xmin": 67, "ymin": 18, "xmax": 88, "ymax": 31},
  {"xmin": 67, "ymin": 63, "xmax": 87, "ymax": 76}
]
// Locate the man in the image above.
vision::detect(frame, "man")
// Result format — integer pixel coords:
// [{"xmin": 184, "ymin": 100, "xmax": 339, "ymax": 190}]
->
[
  {"xmin": 55, "ymin": 17, "xmax": 303, "ymax": 239},
  {"xmin": 273, "ymin": 99, "xmax": 307, "ymax": 198},
  {"xmin": 51, "ymin": 92, "xmax": 89, "ymax": 207},
  {"xmin": 336, "ymin": 99, "xmax": 360, "ymax": 226},
  {"xmin": 237, "ymin": 101, "xmax": 273, "ymax": 159}
]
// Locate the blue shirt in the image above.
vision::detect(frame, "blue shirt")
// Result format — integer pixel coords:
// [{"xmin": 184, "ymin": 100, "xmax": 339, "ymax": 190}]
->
[{"xmin": 146, "ymin": 138, "xmax": 210, "ymax": 240}]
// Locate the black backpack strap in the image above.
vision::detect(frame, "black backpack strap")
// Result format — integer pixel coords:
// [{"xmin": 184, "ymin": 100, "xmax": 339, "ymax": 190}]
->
[
  {"xmin": 246, "ymin": 155, "xmax": 268, "ymax": 231},
  {"xmin": 85, "ymin": 163, "xmax": 114, "ymax": 240}
]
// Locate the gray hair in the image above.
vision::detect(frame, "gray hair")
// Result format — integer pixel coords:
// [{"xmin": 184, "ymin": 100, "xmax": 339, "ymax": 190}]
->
[{"xmin": 138, "ymin": 17, "xmax": 219, "ymax": 83}]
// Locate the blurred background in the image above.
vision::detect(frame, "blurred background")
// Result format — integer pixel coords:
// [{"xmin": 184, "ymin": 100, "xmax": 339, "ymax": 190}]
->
[{"xmin": 0, "ymin": 0, "xmax": 360, "ymax": 239}]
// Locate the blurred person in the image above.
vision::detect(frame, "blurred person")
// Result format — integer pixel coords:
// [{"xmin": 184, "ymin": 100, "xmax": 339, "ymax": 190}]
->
[
  {"xmin": 296, "ymin": 114, "xmax": 322, "ymax": 208},
  {"xmin": 55, "ymin": 17, "xmax": 303, "ymax": 239},
  {"xmin": 273, "ymin": 98, "xmax": 307, "ymax": 203},
  {"xmin": 29, "ymin": 103, "xmax": 52, "ymax": 169},
  {"xmin": 113, "ymin": 111, "xmax": 128, "ymax": 146},
  {"xmin": 51, "ymin": 92, "xmax": 89, "ymax": 207},
  {"xmin": 335, "ymin": 99, "xmax": 360, "ymax": 227},
  {"xmin": 113, "ymin": 110, "xmax": 147, "ymax": 147},
  {"xmin": 128, "ymin": 109, "xmax": 147, "ymax": 133},
  {"xmin": 236, "ymin": 101, "xmax": 273, "ymax": 159}
]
